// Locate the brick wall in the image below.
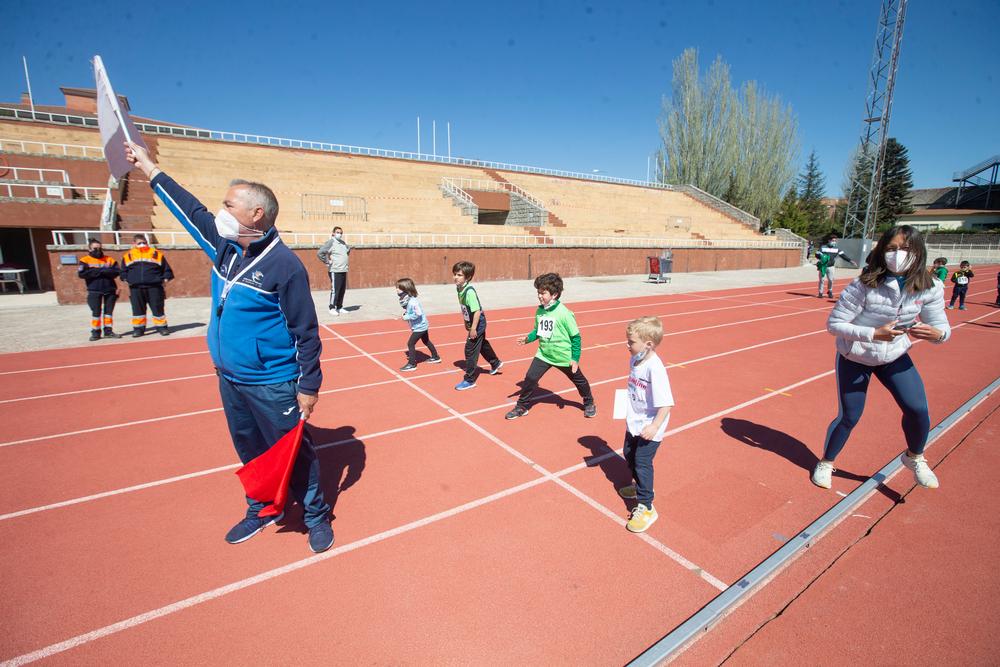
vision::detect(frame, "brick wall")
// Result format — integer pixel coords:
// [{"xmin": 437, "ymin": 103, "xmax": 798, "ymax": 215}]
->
[{"xmin": 47, "ymin": 244, "xmax": 801, "ymax": 304}]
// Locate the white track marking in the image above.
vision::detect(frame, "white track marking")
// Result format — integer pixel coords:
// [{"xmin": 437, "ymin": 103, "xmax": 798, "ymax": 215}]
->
[
  {"xmin": 325, "ymin": 324, "xmax": 728, "ymax": 589},
  {"xmin": 4, "ymin": 299, "xmax": 831, "ymax": 404},
  {"xmin": 0, "ymin": 476, "xmax": 553, "ymax": 666},
  {"xmin": 333, "ymin": 282, "xmax": 834, "ymax": 339},
  {"xmin": 0, "ymin": 350, "xmax": 207, "ymax": 377},
  {"xmin": 0, "ymin": 281, "xmax": 849, "ymax": 376},
  {"xmin": 11, "ymin": 308, "xmax": 994, "ymax": 517},
  {"xmin": 0, "ymin": 305, "xmax": 831, "ymax": 444}
]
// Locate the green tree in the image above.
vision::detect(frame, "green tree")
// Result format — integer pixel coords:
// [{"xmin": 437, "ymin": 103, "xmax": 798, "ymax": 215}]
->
[
  {"xmin": 657, "ymin": 48, "xmax": 799, "ymax": 223},
  {"xmin": 773, "ymin": 187, "xmax": 810, "ymax": 237},
  {"xmin": 876, "ymin": 137, "xmax": 914, "ymax": 232},
  {"xmin": 841, "ymin": 138, "xmax": 914, "ymax": 235},
  {"xmin": 797, "ymin": 149, "xmax": 827, "ymax": 232}
]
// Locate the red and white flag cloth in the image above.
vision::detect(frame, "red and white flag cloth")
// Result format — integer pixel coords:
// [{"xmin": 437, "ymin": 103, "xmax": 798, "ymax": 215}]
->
[
  {"xmin": 235, "ymin": 416, "xmax": 306, "ymax": 518},
  {"xmin": 93, "ymin": 55, "xmax": 147, "ymax": 180}
]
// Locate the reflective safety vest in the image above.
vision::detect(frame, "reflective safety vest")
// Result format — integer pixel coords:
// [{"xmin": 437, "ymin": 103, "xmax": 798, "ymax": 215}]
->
[{"xmin": 121, "ymin": 246, "xmax": 174, "ymax": 286}]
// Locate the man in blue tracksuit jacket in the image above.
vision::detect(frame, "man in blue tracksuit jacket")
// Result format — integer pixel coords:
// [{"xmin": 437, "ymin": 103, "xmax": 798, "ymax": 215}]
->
[{"xmin": 125, "ymin": 141, "xmax": 333, "ymax": 554}]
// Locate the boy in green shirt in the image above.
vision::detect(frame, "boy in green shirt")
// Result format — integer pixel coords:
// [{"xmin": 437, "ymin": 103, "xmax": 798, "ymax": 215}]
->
[
  {"xmin": 454, "ymin": 261, "xmax": 503, "ymax": 390},
  {"xmin": 930, "ymin": 257, "xmax": 948, "ymax": 283},
  {"xmin": 506, "ymin": 273, "xmax": 596, "ymax": 419}
]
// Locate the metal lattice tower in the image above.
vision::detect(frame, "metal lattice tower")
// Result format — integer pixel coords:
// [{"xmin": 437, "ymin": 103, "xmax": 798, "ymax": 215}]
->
[{"xmin": 842, "ymin": 0, "xmax": 908, "ymax": 240}]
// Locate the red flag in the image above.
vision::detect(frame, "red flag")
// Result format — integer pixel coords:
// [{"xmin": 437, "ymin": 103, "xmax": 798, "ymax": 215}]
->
[{"xmin": 235, "ymin": 417, "xmax": 305, "ymax": 517}]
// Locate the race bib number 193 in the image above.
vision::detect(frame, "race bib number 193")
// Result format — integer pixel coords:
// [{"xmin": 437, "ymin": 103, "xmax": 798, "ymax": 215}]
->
[{"xmin": 537, "ymin": 316, "xmax": 556, "ymax": 339}]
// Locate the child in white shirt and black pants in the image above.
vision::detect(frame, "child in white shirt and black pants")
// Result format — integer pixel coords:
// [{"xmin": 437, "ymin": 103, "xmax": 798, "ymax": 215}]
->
[{"xmin": 619, "ymin": 316, "xmax": 674, "ymax": 533}]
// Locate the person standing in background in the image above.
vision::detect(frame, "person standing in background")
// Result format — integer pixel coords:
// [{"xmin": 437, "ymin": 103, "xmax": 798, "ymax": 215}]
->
[{"xmin": 318, "ymin": 226, "xmax": 350, "ymax": 316}]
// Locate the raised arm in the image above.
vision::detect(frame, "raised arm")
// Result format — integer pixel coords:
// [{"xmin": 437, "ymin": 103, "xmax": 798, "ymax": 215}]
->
[{"xmin": 124, "ymin": 141, "xmax": 221, "ymax": 259}]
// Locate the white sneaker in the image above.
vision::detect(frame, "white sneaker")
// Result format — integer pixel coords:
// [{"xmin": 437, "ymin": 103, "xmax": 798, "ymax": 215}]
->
[
  {"xmin": 337, "ymin": 308, "xmax": 345, "ymax": 315},
  {"xmin": 329, "ymin": 307, "xmax": 339, "ymax": 316},
  {"xmin": 900, "ymin": 453, "xmax": 939, "ymax": 489},
  {"xmin": 811, "ymin": 460, "xmax": 834, "ymax": 488}
]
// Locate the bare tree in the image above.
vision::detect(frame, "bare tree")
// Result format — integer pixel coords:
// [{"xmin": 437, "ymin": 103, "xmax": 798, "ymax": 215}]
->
[{"xmin": 657, "ymin": 48, "xmax": 798, "ymax": 223}]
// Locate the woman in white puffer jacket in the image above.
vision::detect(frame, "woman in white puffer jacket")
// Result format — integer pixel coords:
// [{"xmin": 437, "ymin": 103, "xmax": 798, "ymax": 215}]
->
[{"xmin": 812, "ymin": 225, "xmax": 951, "ymax": 490}]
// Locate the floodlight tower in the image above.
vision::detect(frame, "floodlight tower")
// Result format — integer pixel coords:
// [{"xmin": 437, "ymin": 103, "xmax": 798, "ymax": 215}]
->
[{"xmin": 842, "ymin": 0, "xmax": 908, "ymax": 241}]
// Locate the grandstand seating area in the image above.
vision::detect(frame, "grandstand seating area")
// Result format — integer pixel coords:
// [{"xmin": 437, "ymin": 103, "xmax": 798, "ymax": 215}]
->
[{"xmin": 1, "ymin": 117, "xmax": 767, "ymax": 245}]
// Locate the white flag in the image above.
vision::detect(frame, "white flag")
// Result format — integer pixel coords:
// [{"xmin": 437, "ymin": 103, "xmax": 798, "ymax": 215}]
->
[{"xmin": 94, "ymin": 55, "xmax": 147, "ymax": 179}]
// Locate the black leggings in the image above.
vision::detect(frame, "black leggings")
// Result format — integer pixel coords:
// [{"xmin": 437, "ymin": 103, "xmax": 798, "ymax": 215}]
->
[
  {"xmin": 406, "ymin": 330, "xmax": 438, "ymax": 364},
  {"xmin": 86, "ymin": 291, "xmax": 118, "ymax": 332},
  {"xmin": 516, "ymin": 357, "xmax": 593, "ymax": 410}
]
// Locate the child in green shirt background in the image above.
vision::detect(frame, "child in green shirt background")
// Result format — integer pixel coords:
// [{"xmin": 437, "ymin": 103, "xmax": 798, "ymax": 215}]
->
[
  {"xmin": 453, "ymin": 261, "xmax": 503, "ymax": 390},
  {"xmin": 930, "ymin": 257, "xmax": 948, "ymax": 283},
  {"xmin": 506, "ymin": 272, "xmax": 596, "ymax": 419}
]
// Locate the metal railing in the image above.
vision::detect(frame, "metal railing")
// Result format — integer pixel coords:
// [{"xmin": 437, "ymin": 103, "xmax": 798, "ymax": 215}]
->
[
  {"xmin": 0, "ymin": 105, "xmax": 675, "ymax": 190},
  {"xmin": 440, "ymin": 178, "xmax": 475, "ymax": 208},
  {"xmin": 2, "ymin": 183, "xmax": 108, "ymax": 201},
  {"xmin": 300, "ymin": 193, "xmax": 368, "ymax": 222},
  {"xmin": 0, "ymin": 136, "xmax": 104, "ymax": 159},
  {"xmin": 953, "ymin": 154, "xmax": 1000, "ymax": 181},
  {"xmin": 0, "ymin": 166, "xmax": 70, "ymax": 183},
  {"xmin": 51, "ymin": 228, "xmax": 804, "ymax": 250},
  {"xmin": 676, "ymin": 184, "xmax": 762, "ymax": 230},
  {"xmin": 441, "ymin": 176, "xmax": 546, "ymax": 210}
]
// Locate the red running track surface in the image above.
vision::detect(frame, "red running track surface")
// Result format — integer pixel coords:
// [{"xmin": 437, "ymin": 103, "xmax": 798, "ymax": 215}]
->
[{"xmin": 1, "ymin": 273, "xmax": 998, "ymax": 664}]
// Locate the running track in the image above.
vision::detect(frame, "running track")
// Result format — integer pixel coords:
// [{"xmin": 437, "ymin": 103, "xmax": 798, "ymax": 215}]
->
[{"xmin": 1, "ymin": 273, "xmax": 998, "ymax": 665}]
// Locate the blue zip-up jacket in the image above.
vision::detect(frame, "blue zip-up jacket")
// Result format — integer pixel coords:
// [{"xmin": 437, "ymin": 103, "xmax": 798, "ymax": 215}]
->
[{"xmin": 150, "ymin": 172, "xmax": 322, "ymax": 395}]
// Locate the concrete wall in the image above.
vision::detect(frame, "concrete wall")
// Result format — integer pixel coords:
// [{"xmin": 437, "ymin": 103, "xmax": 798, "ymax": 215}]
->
[{"xmin": 46, "ymin": 245, "xmax": 802, "ymax": 304}]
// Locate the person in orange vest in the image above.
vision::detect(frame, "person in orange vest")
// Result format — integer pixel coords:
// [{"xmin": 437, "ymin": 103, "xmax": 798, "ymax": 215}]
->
[
  {"xmin": 77, "ymin": 238, "xmax": 122, "ymax": 341},
  {"xmin": 121, "ymin": 234, "xmax": 174, "ymax": 336}
]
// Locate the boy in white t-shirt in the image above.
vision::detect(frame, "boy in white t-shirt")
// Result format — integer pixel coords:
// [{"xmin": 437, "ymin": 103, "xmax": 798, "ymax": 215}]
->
[{"xmin": 619, "ymin": 316, "xmax": 674, "ymax": 533}]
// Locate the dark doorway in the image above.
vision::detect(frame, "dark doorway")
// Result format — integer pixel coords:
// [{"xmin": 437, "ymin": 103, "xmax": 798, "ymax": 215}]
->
[{"xmin": 0, "ymin": 227, "xmax": 40, "ymax": 291}]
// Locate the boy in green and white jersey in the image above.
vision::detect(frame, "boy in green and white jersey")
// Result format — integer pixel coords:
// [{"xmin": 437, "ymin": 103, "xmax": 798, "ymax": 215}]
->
[
  {"xmin": 506, "ymin": 273, "xmax": 596, "ymax": 419},
  {"xmin": 453, "ymin": 260, "xmax": 502, "ymax": 390}
]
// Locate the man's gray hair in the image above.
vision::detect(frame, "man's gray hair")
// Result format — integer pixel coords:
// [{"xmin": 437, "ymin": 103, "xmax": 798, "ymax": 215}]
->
[{"xmin": 230, "ymin": 179, "xmax": 279, "ymax": 228}]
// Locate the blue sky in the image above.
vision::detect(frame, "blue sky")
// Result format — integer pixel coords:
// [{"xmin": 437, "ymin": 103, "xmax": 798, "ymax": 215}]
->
[{"xmin": 3, "ymin": 0, "xmax": 998, "ymax": 194}]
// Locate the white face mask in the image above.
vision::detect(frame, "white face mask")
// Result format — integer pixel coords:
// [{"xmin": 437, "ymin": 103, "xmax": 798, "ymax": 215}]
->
[
  {"xmin": 334, "ymin": 232, "xmax": 343, "ymax": 239},
  {"xmin": 884, "ymin": 250, "xmax": 912, "ymax": 274},
  {"xmin": 216, "ymin": 208, "xmax": 262, "ymax": 241}
]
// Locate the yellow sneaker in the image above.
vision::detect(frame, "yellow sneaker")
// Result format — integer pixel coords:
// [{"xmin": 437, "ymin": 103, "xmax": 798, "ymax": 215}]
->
[
  {"xmin": 617, "ymin": 484, "xmax": 637, "ymax": 499},
  {"xmin": 626, "ymin": 504, "xmax": 658, "ymax": 533}
]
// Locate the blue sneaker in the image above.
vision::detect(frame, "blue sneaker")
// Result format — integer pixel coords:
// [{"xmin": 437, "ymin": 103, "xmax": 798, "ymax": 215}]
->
[
  {"xmin": 225, "ymin": 512, "xmax": 284, "ymax": 544},
  {"xmin": 308, "ymin": 521, "xmax": 335, "ymax": 553},
  {"xmin": 455, "ymin": 380, "xmax": 477, "ymax": 391},
  {"xmin": 489, "ymin": 360, "xmax": 504, "ymax": 375}
]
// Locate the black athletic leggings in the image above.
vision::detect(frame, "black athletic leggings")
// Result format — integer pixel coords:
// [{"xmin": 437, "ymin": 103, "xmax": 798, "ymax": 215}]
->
[{"xmin": 406, "ymin": 330, "xmax": 438, "ymax": 364}]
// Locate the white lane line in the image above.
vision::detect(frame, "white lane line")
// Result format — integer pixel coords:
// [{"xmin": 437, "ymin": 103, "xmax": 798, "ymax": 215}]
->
[
  {"xmin": 7, "ymin": 310, "xmax": 1000, "ymax": 521},
  {"xmin": 0, "ymin": 350, "xmax": 207, "ymax": 377},
  {"xmin": 0, "ymin": 280, "xmax": 845, "ymax": 377},
  {"xmin": 326, "ymin": 324, "xmax": 728, "ymax": 589},
  {"xmin": 8, "ymin": 348, "xmax": 997, "ymax": 666},
  {"xmin": 330, "ymin": 280, "xmax": 855, "ymax": 340},
  {"xmin": 0, "ymin": 304, "xmax": 830, "ymax": 444},
  {"xmin": 7, "ymin": 301, "xmax": 829, "ymax": 404},
  {"xmin": 0, "ymin": 323, "xmax": 831, "ymax": 517},
  {"xmin": 8, "ymin": 304, "xmax": 996, "ymax": 664},
  {"xmin": 0, "ymin": 475, "xmax": 553, "ymax": 667},
  {"xmin": 0, "ymin": 374, "xmax": 217, "ymax": 405}
]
